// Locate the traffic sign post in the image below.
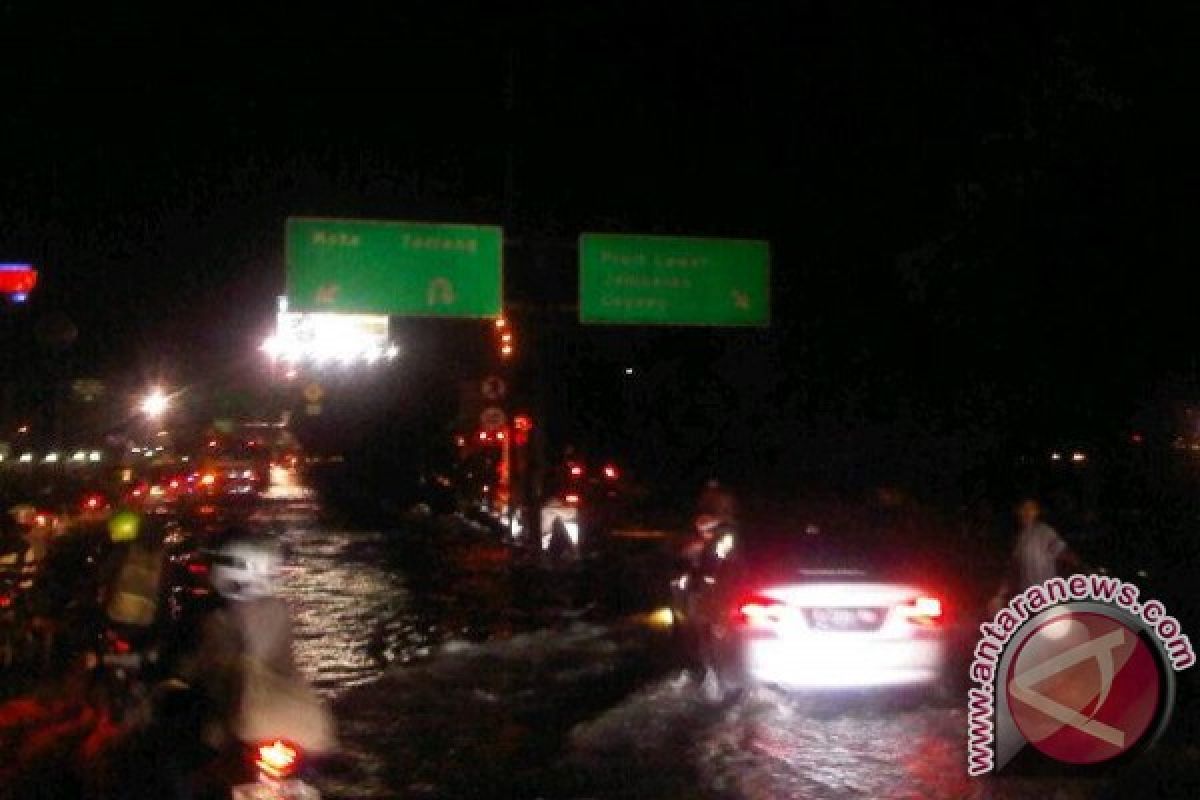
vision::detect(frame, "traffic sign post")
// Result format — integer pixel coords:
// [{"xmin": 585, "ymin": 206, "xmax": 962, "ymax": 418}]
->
[
  {"xmin": 481, "ymin": 376, "xmax": 506, "ymax": 402},
  {"xmin": 286, "ymin": 218, "xmax": 503, "ymax": 318},
  {"xmin": 578, "ymin": 233, "xmax": 769, "ymax": 326},
  {"xmin": 480, "ymin": 407, "xmax": 508, "ymax": 431}
]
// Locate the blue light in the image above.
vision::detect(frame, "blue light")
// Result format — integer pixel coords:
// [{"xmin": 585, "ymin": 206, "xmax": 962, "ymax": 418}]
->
[{"xmin": 9, "ymin": 292, "xmax": 28, "ymax": 304}]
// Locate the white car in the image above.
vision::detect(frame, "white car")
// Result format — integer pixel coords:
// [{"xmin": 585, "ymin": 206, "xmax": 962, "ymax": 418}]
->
[{"xmin": 683, "ymin": 532, "xmax": 952, "ymax": 698}]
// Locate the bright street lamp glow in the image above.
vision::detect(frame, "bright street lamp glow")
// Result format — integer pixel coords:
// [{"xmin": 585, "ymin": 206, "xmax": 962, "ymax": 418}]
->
[{"xmin": 140, "ymin": 388, "xmax": 169, "ymax": 417}]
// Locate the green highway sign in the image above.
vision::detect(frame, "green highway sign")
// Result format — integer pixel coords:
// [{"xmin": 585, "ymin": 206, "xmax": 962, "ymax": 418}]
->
[
  {"xmin": 286, "ymin": 217, "xmax": 503, "ymax": 318},
  {"xmin": 579, "ymin": 234, "xmax": 769, "ymax": 326}
]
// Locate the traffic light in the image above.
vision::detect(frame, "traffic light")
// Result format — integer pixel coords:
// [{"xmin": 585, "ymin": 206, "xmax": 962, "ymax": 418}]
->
[{"xmin": 513, "ymin": 414, "xmax": 532, "ymax": 446}]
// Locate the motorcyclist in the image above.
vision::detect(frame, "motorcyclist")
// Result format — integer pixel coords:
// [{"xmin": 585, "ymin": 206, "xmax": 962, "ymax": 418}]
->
[
  {"xmin": 97, "ymin": 510, "xmax": 173, "ymax": 646},
  {"xmin": 181, "ymin": 530, "xmax": 334, "ymax": 761}
]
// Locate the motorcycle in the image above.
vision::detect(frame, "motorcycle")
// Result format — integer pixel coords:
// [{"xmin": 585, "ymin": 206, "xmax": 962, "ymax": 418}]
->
[{"xmin": 92, "ymin": 523, "xmax": 215, "ymax": 721}]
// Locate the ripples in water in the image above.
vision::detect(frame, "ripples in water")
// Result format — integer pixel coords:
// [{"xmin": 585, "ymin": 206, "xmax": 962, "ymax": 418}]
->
[{"xmin": 279, "ymin": 529, "xmax": 419, "ymax": 695}]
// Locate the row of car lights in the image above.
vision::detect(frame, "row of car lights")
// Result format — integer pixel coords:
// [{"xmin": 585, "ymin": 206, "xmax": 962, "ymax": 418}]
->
[
  {"xmin": 128, "ymin": 469, "xmax": 258, "ymax": 499},
  {"xmin": 0, "ymin": 450, "xmax": 104, "ymax": 464}
]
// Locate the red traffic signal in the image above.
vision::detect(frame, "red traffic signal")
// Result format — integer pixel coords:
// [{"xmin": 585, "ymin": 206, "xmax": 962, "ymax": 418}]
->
[{"xmin": 512, "ymin": 415, "xmax": 532, "ymax": 446}]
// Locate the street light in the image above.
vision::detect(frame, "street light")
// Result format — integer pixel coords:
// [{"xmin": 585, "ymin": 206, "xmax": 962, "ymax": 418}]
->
[{"xmin": 139, "ymin": 388, "xmax": 169, "ymax": 417}]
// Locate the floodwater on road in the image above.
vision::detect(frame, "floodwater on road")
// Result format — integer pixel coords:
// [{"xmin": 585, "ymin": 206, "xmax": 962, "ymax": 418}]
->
[
  {"xmin": 276, "ymin": 526, "xmax": 1194, "ymax": 800},
  {"xmin": 280, "ymin": 529, "xmax": 415, "ymax": 695}
]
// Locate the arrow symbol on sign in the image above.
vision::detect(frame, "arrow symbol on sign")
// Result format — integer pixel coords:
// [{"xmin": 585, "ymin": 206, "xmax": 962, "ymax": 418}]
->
[
  {"xmin": 427, "ymin": 278, "xmax": 456, "ymax": 306},
  {"xmin": 315, "ymin": 284, "xmax": 340, "ymax": 304},
  {"xmin": 731, "ymin": 290, "xmax": 750, "ymax": 310}
]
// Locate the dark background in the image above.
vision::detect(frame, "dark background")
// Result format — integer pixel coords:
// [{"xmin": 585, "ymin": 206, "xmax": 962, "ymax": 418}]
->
[{"xmin": 3, "ymin": 2, "xmax": 1199, "ymax": 501}]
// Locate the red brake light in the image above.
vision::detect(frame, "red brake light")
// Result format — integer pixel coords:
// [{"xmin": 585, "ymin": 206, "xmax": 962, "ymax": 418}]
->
[
  {"xmin": 735, "ymin": 594, "xmax": 794, "ymax": 628},
  {"xmin": 0, "ymin": 594, "xmax": 12, "ymax": 608},
  {"xmin": 603, "ymin": 464, "xmax": 619, "ymax": 480},
  {"xmin": 899, "ymin": 595, "xmax": 944, "ymax": 625},
  {"xmin": 256, "ymin": 740, "xmax": 300, "ymax": 779},
  {"xmin": 564, "ymin": 492, "xmax": 581, "ymax": 505},
  {"xmin": 187, "ymin": 562, "xmax": 209, "ymax": 576}
]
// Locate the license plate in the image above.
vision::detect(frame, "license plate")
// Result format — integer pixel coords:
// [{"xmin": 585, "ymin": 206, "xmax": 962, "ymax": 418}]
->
[
  {"xmin": 232, "ymin": 780, "xmax": 320, "ymax": 800},
  {"xmin": 807, "ymin": 608, "xmax": 882, "ymax": 631}
]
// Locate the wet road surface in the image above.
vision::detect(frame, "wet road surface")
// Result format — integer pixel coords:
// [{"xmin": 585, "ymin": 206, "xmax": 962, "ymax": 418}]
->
[{"xmin": 278, "ymin": 526, "xmax": 1198, "ymax": 800}]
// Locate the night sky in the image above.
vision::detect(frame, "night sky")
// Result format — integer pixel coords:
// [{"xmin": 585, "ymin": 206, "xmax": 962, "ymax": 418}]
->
[{"xmin": 3, "ymin": 3, "xmax": 1199, "ymax": 496}]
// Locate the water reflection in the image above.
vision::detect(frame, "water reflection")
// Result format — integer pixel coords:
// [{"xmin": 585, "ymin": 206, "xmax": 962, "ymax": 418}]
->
[{"xmin": 278, "ymin": 529, "xmax": 416, "ymax": 695}]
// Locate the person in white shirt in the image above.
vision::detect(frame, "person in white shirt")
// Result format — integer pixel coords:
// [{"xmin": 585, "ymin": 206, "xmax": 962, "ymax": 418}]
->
[{"xmin": 989, "ymin": 497, "xmax": 1079, "ymax": 613}]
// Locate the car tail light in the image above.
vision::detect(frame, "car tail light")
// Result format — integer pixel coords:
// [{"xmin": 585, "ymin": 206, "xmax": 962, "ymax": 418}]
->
[
  {"xmin": 187, "ymin": 562, "xmax": 209, "ymax": 576},
  {"xmin": 735, "ymin": 594, "xmax": 797, "ymax": 629},
  {"xmin": 898, "ymin": 595, "xmax": 944, "ymax": 626},
  {"xmin": 255, "ymin": 739, "xmax": 300, "ymax": 779},
  {"xmin": 0, "ymin": 594, "xmax": 12, "ymax": 609}
]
